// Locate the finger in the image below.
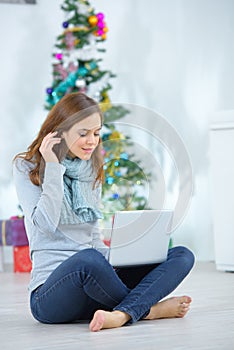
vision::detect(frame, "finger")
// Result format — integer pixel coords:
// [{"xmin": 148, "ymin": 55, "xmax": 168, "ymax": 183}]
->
[
  {"xmin": 41, "ymin": 137, "xmax": 61, "ymax": 147},
  {"xmin": 39, "ymin": 139, "xmax": 61, "ymax": 152},
  {"xmin": 42, "ymin": 131, "xmax": 58, "ymax": 141},
  {"xmin": 45, "ymin": 137, "xmax": 61, "ymax": 143}
]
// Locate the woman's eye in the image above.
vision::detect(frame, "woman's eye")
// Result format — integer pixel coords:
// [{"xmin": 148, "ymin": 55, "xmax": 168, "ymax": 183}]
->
[{"xmin": 78, "ymin": 131, "xmax": 100, "ymax": 137}]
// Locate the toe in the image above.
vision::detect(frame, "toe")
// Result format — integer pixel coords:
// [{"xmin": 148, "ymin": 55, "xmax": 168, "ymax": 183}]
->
[
  {"xmin": 180, "ymin": 296, "xmax": 192, "ymax": 304},
  {"xmin": 89, "ymin": 311, "xmax": 105, "ymax": 332}
]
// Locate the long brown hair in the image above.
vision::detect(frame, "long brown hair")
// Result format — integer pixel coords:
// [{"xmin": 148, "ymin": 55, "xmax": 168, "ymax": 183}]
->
[{"xmin": 14, "ymin": 92, "xmax": 104, "ymax": 186}]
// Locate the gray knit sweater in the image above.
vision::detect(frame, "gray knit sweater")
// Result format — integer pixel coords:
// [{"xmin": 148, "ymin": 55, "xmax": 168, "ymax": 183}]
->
[{"xmin": 13, "ymin": 158, "xmax": 109, "ymax": 292}]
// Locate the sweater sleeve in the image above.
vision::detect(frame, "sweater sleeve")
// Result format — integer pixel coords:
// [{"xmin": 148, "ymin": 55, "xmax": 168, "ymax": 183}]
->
[{"xmin": 13, "ymin": 158, "xmax": 65, "ymax": 234}]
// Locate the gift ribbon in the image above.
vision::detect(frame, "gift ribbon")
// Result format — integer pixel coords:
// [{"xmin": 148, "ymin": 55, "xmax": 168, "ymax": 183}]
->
[{"xmin": 1, "ymin": 221, "xmax": 6, "ymax": 246}]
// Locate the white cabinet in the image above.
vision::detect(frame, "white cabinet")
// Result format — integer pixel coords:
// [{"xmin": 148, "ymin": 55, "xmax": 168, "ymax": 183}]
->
[{"xmin": 210, "ymin": 122, "xmax": 234, "ymax": 271}]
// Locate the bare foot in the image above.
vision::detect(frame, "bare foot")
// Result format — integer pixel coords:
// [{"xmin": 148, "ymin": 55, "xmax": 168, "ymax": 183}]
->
[
  {"xmin": 89, "ymin": 310, "xmax": 131, "ymax": 332},
  {"xmin": 144, "ymin": 296, "xmax": 192, "ymax": 320}
]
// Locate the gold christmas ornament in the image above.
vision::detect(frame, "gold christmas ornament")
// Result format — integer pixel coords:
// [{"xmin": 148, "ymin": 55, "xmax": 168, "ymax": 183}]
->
[
  {"xmin": 109, "ymin": 131, "xmax": 125, "ymax": 140},
  {"xmin": 88, "ymin": 15, "xmax": 98, "ymax": 26}
]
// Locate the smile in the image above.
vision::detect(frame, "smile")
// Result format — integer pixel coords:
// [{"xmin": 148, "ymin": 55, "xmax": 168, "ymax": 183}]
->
[{"xmin": 82, "ymin": 148, "xmax": 94, "ymax": 153}]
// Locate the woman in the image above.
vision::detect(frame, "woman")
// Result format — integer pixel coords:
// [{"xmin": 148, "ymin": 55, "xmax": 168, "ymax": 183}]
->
[{"xmin": 13, "ymin": 92, "xmax": 195, "ymax": 332}]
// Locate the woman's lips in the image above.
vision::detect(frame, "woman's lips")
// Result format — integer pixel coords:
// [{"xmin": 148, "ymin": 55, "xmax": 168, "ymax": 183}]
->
[{"xmin": 82, "ymin": 148, "xmax": 93, "ymax": 153}]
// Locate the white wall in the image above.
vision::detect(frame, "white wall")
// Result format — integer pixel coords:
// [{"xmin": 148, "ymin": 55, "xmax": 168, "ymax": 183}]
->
[
  {"xmin": 1, "ymin": 0, "xmax": 234, "ymax": 260},
  {"xmin": 0, "ymin": 0, "xmax": 64, "ymax": 214}
]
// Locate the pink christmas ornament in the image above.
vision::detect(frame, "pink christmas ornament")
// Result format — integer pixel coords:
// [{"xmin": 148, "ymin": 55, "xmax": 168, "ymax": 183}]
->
[
  {"xmin": 97, "ymin": 21, "xmax": 105, "ymax": 29},
  {"xmin": 97, "ymin": 29, "xmax": 104, "ymax": 36},
  {"xmin": 96, "ymin": 12, "xmax": 104, "ymax": 21},
  {"xmin": 55, "ymin": 53, "xmax": 63, "ymax": 60}
]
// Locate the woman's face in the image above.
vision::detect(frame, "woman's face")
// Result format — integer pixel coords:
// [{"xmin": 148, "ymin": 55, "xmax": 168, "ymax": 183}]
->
[{"xmin": 62, "ymin": 112, "xmax": 102, "ymax": 160}]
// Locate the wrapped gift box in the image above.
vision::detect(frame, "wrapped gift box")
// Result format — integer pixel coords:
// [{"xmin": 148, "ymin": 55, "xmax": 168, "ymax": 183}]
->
[
  {"xmin": 13, "ymin": 246, "xmax": 32, "ymax": 273},
  {"xmin": 0, "ymin": 220, "xmax": 13, "ymax": 246},
  {"xmin": 11, "ymin": 217, "xmax": 29, "ymax": 246},
  {"xmin": 0, "ymin": 217, "xmax": 28, "ymax": 247}
]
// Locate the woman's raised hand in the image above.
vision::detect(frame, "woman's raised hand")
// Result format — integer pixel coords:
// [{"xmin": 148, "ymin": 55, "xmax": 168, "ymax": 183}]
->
[{"xmin": 39, "ymin": 132, "xmax": 62, "ymax": 163}]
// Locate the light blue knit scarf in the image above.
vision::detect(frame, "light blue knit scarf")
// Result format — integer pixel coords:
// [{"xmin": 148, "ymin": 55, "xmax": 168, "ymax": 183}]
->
[{"xmin": 59, "ymin": 157, "xmax": 103, "ymax": 224}]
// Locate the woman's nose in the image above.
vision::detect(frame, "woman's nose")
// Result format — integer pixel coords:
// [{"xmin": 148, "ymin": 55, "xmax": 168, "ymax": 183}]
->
[{"xmin": 86, "ymin": 133, "xmax": 95, "ymax": 144}]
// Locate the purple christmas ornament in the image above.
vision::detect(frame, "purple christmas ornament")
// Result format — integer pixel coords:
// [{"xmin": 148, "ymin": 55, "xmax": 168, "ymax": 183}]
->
[
  {"xmin": 62, "ymin": 21, "xmax": 69, "ymax": 28},
  {"xmin": 46, "ymin": 87, "xmax": 53, "ymax": 94}
]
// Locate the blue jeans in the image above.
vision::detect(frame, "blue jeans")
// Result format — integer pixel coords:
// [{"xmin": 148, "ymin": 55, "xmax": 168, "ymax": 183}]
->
[{"xmin": 30, "ymin": 246, "xmax": 195, "ymax": 324}]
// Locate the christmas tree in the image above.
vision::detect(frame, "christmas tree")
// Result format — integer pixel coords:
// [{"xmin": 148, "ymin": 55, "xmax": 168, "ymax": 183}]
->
[{"xmin": 45, "ymin": 0, "xmax": 150, "ymax": 223}]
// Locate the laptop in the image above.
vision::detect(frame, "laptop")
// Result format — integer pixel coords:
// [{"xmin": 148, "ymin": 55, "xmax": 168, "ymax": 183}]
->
[{"xmin": 108, "ymin": 210, "xmax": 173, "ymax": 267}]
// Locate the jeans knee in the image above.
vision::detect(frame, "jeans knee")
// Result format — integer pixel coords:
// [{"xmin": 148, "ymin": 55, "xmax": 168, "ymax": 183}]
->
[
  {"xmin": 170, "ymin": 246, "xmax": 195, "ymax": 271},
  {"xmin": 74, "ymin": 248, "xmax": 107, "ymax": 273}
]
